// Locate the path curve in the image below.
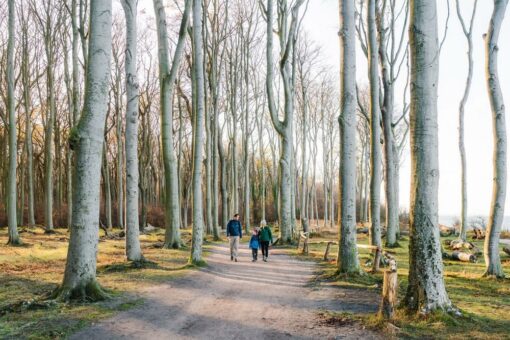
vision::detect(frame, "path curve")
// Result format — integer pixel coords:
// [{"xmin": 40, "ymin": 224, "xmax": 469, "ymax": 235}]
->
[{"xmin": 71, "ymin": 243, "xmax": 379, "ymax": 339}]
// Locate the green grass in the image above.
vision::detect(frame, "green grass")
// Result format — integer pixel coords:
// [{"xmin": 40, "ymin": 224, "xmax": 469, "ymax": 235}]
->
[
  {"xmin": 293, "ymin": 230, "xmax": 510, "ymax": 339},
  {"xmin": 0, "ymin": 227, "xmax": 217, "ymax": 339}
]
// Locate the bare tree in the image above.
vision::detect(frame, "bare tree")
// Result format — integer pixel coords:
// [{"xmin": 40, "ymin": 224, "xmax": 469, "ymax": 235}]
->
[
  {"xmin": 6, "ymin": 0, "xmax": 20, "ymax": 245},
  {"xmin": 190, "ymin": 0, "xmax": 206, "ymax": 264},
  {"xmin": 484, "ymin": 0, "xmax": 508, "ymax": 278},
  {"xmin": 153, "ymin": 0, "xmax": 192, "ymax": 248},
  {"xmin": 403, "ymin": 0, "xmax": 452, "ymax": 312},
  {"xmin": 263, "ymin": 0, "xmax": 306, "ymax": 243},
  {"xmin": 337, "ymin": 0, "xmax": 360, "ymax": 274},
  {"xmin": 54, "ymin": 0, "xmax": 113, "ymax": 301},
  {"xmin": 121, "ymin": 0, "xmax": 143, "ymax": 262}
]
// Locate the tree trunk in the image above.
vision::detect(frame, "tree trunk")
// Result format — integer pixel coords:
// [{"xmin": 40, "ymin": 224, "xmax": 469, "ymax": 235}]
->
[
  {"xmin": 403, "ymin": 0, "xmax": 452, "ymax": 312},
  {"xmin": 55, "ymin": 0, "xmax": 112, "ymax": 301},
  {"xmin": 121, "ymin": 0, "xmax": 143, "ymax": 262},
  {"xmin": 484, "ymin": 0, "xmax": 508, "ymax": 278},
  {"xmin": 337, "ymin": 0, "xmax": 360, "ymax": 274},
  {"xmin": 7, "ymin": 0, "xmax": 20, "ymax": 245},
  {"xmin": 368, "ymin": 0, "xmax": 382, "ymax": 271},
  {"xmin": 153, "ymin": 0, "xmax": 191, "ymax": 248},
  {"xmin": 190, "ymin": 0, "xmax": 206, "ymax": 264},
  {"xmin": 455, "ymin": 0, "xmax": 478, "ymax": 241},
  {"xmin": 378, "ymin": 6, "xmax": 398, "ymax": 247}
]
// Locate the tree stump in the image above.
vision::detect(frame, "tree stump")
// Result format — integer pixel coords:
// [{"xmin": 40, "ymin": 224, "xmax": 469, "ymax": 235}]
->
[{"xmin": 379, "ymin": 259, "xmax": 398, "ymax": 320}]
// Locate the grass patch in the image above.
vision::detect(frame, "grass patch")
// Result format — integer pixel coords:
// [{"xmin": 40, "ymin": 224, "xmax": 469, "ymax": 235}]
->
[
  {"xmin": 294, "ymin": 228, "xmax": 510, "ymax": 339},
  {"xmin": 0, "ymin": 226, "xmax": 219, "ymax": 339}
]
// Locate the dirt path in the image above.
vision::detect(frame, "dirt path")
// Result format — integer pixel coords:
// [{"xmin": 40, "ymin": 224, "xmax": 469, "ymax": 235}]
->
[{"xmin": 71, "ymin": 244, "xmax": 380, "ymax": 339}]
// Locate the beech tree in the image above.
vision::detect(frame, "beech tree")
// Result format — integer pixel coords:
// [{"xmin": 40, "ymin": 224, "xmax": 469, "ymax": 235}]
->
[
  {"xmin": 263, "ymin": 0, "xmax": 306, "ymax": 243},
  {"xmin": 6, "ymin": 0, "xmax": 20, "ymax": 245},
  {"xmin": 54, "ymin": 0, "xmax": 113, "ymax": 301},
  {"xmin": 367, "ymin": 0, "xmax": 382, "ymax": 270},
  {"xmin": 121, "ymin": 0, "xmax": 143, "ymax": 262},
  {"xmin": 484, "ymin": 0, "xmax": 508, "ymax": 278},
  {"xmin": 190, "ymin": 0, "xmax": 207, "ymax": 264},
  {"xmin": 403, "ymin": 0, "xmax": 452, "ymax": 312},
  {"xmin": 153, "ymin": 0, "xmax": 191, "ymax": 249},
  {"xmin": 337, "ymin": 0, "xmax": 360, "ymax": 274}
]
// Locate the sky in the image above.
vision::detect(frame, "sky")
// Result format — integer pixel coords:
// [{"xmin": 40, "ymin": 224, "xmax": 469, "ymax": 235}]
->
[
  {"xmin": 135, "ymin": 0, "xmax": 510, "ymax": 218},
  {"xmin": 301, "ymin": 0, "xmax": 510, "ymax": 217}
]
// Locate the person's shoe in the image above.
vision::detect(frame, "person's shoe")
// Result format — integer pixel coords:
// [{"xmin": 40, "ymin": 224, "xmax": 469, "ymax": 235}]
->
[
  {"xmin": 263, "ymin": 257, "xmax": 267, "ymax": 262},
  {"xmin": 252, "ymin": 259, "xmax": 256, "ymax": 262},
  {"xmin": 231, "ymin": 255, "xmax": 233, "ymax": 261},
  {"xmin": 235, "ymin": 258, "xmax": 238, "ymax": 262}
]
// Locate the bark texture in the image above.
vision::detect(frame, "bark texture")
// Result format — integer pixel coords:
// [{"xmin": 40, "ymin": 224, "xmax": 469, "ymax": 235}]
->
[
  {"xmin": 484, "ymin": 0, "xmax": 508, "ymax": 278},
  {"xmin": 337, "ymin": 0, "xmax": 360, "ymax": 274},
  {"xmin": 121, "ymin": 0, "xmax": 143, "ymax": 262},
  {"xmin": 55, "ymin": 0, "xmax": 113, "ymax": 301},
  {"xmin": 403, "ymin": 0, "xmax": 452, "ymax": 313}
]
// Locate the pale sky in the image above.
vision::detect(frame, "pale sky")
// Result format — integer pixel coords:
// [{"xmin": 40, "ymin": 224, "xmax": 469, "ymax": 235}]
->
[{"xmin": 135, "ymin": 0, "xmax": 510, "ymax": 218}]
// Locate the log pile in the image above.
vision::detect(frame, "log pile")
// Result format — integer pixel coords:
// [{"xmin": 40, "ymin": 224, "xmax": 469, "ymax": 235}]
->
[{"xmin": 443, "ymin": 239, "xmax": 480, "ymax": 263}]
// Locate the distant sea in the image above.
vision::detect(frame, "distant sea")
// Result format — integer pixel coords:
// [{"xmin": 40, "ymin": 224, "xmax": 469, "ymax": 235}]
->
[{"xmin": 439, "ymin": 215, "xmax": 510, "ymax": 231}]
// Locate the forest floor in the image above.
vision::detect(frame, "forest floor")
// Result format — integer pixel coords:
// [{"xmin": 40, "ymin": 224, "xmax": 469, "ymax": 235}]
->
[
  {"xmin": 70, "ymin": 243, "xmax": 380, "ymax": 339},
  {"xmin": 299, "ymin": 227, "xmax": 510, "ymax": 339},
  {"xmin": 0, "ymin": 226, "xmax": 381, "ymax": 339}
]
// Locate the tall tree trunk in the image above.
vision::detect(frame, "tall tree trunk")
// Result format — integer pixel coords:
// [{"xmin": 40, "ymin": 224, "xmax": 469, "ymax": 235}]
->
[
  {"xmin": 337, "ymin": 0, "xmax": 360, "ymax": 274},
  {"xmin": 484, "ymin": 0, "xmax": 508, "ymax": 278},
  {"xmin": 7, "ymin": 0, "xmax": 20, "ymax": 245},
  {"xmin": 153, "ymin": 0, "xmax": 191, "ymax": 248},
  {"xmin": 455, "ymin": 0, "xmax": 478, "ymax": 241},
  {"xmin": 378, "ymin": 6, "xmax": 398, "ymax": 247},
  {"xmin": 55, "ymin": 0, "xmax": 112, "ymax": 301},
  {"xmin": 368, "ymin": 0, "xmax": 382, "ymax": 270},
  {"xmin": 102, "ymin": 145, "xmax": 113, "ymax": 229},
  {"xmin": 403, "ymin": 0, "xmax": 452, "ymax": 312},
  {"xmin": 265, "ymin": 0, "xmax": 305, "ymax": 243},
  {"xmin": 190, "ymin": 0, "xmax": 206, "ymax": 264},
  {"xmin": 121, "ymin": 0, "xmax": 143, "ymax": 262},
  {"xmin": 22, "ymin": 23, "xmax": 35, "ymax": 228}
]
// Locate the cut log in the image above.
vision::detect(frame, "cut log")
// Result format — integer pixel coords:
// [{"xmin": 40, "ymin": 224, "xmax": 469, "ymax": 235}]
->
[
  {"xmin": 449, "ymin": 240, "xmax": 476, "ymax": 251},
  {"xmin": 449, "ymin": 251, "xmax": 477, "ymax": 263},
  {"xmin": 472, "ymin": 228, "xmax": 485, "ymax": 240}
]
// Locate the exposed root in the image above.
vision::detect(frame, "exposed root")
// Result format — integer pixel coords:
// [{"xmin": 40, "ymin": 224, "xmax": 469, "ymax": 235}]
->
[
  {"xmin": 44, "ymin": 229, "xmax": 57, "ymax": 235},
  {"xmin": 7, "ymin": 237, "xmax": 23, "ymax": 246},
  {"xmin": 51, "ymin": 280, "xmax": 110, "ymax": 302}
]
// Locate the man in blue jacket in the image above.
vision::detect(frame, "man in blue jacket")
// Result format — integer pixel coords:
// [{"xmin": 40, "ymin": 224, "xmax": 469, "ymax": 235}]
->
[{"xmin": 227, "ymin": 214, "xmax": 242, "ymax": 262}]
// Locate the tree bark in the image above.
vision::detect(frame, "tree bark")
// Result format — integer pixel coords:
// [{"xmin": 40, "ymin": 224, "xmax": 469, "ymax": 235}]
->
[
  {"xmin": 403, "ymin": 0, "xmax": 452, "ymax": 312},
  {"xmin": 121, "ymin": 0, "xmax": 143, "ymax": 262},
  {"xmin": 190, "ymin": 0, "xmax": 206, "ymax": 264},
  {"xmin": 368, "ymin": 0, "xmax": 382, "ymax": 270},
  {"xmin": 337, "ymin": 0, "xmax": 360, "ymax": 274},
  {"xmin": 6, "ymin": 0, "xmax": 20, "ymax": 245},
  {"xmin": 484, "ymin": 0, "xmax": 508, "ymax": 278},
  {"xmin": 455, "ymin": 0, "xmax": 478, "ymax": 242},
  {"xmin": 55, "ymin": 0, "xmax": 112, "ymax": 301},
  {"xmin": 153, "ymin": 0, "xmax": 191, "ymax": 248}
]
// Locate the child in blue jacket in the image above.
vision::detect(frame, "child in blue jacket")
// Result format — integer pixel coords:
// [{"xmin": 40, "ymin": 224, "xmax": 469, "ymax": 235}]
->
[{"xmin": 249, "ymin": 227, "xmax": 260, "ymax": 262}]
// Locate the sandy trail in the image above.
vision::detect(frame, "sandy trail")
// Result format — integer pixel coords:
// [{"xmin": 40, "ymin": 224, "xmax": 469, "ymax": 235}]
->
[{"xmin": 71, "ymin": 243, "xmax": 379, "ymax": 339}]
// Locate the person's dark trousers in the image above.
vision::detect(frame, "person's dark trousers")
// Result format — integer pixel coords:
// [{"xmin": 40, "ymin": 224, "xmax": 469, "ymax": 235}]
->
[
  {"xmin": 252, "ymin": 248, "xmax": 258, "ymax": 261},
  {"xmin": 261, "ymin": 241, "xmax": 270, "ymax": 258}
]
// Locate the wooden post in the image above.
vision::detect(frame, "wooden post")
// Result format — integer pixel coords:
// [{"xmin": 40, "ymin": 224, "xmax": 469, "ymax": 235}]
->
[
  {"xmin": 302, "ymin": 236, "xmax": 309, "ymax": 254},
  {"xmin": 324, "ymin": 241, "xmax": 333, "ymax": 261},
  {"xmin": 379, "ymin": 259, "xmax": 398, "ymax": 320}
]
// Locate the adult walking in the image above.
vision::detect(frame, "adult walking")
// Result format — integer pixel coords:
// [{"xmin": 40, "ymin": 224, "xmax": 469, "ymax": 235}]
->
[
  {"xmin": 227, "ymin": 214, "xmax": 242, "ymax": 262},
  {"xmin": 259, "ymin": 220, "xmax": 273, "ymax": 262}
]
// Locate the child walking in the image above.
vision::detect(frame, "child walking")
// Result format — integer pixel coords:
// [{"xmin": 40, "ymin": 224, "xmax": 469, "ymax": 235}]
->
[
  {"xmin": 249, "ymin": 227, "xmax": 260, "ymax": 262},
  {"xmin": 259, "ymin": 220, "xmax": 273, "ymax": 262}
]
